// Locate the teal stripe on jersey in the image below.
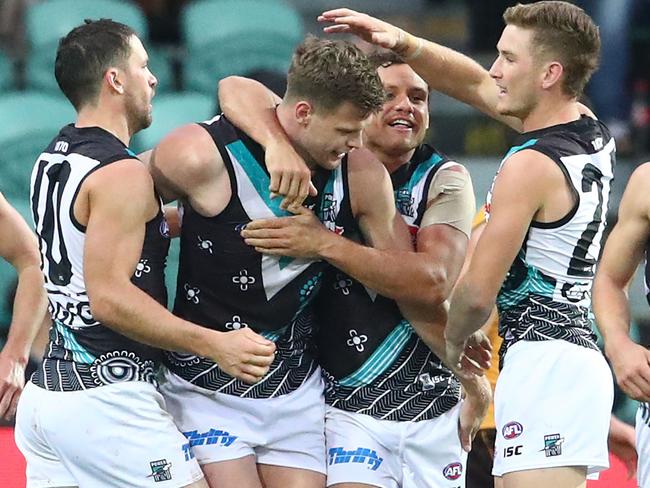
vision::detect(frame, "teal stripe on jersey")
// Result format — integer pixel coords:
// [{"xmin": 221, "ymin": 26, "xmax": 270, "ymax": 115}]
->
[
  {"xmin": 497, "ymin": 260, "xmax": 555, "ymax": 309},
  {"xmin": 339, "ymin": 320, "xmax": 413, "ymax": 387},
  {"xmin": 55, "ymin": 320, "xmax": 96, "ymax": 364},
  {"xmin": 408, "ymin": 154, "xmax": 442, "ymax": 192},
  {"xmin": 503, "ymin": 138, "xmax": 538, "ymax": 160},
  {"xmin": 226, "ymin": 140, "xmax": 291, "ymax": 218},
  {"xmin": 260, "ymin": 327, "xmax": 285, "ymax": 342}
]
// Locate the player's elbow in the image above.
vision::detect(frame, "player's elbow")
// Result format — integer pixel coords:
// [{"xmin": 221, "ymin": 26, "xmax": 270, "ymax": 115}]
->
[
  {"xmin": 422, "ymin": 269, "xmax": 454, "ymax": 306},
  {"xmin": 86, "ymin": 280, "xmax": 123, "ymax": 325}
]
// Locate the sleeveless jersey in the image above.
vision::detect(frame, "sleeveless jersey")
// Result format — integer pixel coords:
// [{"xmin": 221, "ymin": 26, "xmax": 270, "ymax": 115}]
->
[
  {"xmin": 315, "ymin": 144, "xmax": 461, "ymax": 422},
  {"xmin": 166, "ymin": 115, "xmax": 354, "ymax": 398},
  {"xmin": 29, "ymin": 125, "xmax": 170, "ymax": 391},
  {"xmin": 486, "ymin": 116, "xmax": 615, "ymax": 363}
]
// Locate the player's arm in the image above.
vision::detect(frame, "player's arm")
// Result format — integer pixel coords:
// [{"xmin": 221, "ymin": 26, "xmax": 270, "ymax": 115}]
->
[
  {"xmin": 243, "ymin": 151, "xmax": 460, "ymax": 305},
  {"xmin": 318, "ymin": 8, "xmax": 521, "ymax": 131},
  {"xmin": 0, "ymin": 193, "xmax": 47, "ymax": 419},
  {"xmin": 83, "ymin": 159, "xmax": 275, "ymax": 384},
  {"xmin": 593, "ymin": 162, "xmax": 650, "ymax": 401},
  {"xmin": 218, "ymin": 76, "xmax": 315, "ymax": 209},
  {"xmin": 446, "ymin": 150, "xmax": 551, "ymax": 367}
]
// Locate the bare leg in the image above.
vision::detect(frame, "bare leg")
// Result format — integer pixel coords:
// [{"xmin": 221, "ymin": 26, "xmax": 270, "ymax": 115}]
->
[
  {"xmin": 257, "ymin": 463, "xmax": 326, "ymax": 488},
  {"xmin": 202, "ymin": 455, "xmax": 263, "ymax": 488},
  {"xmin": 502, "ymin": 466, "xmax": 587, "ymax": 488}
]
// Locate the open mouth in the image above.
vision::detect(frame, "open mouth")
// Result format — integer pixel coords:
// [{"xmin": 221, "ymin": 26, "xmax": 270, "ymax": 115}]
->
[{"xmin": 388, "ymin": 118, "xmax": 414, "ymax": 131}]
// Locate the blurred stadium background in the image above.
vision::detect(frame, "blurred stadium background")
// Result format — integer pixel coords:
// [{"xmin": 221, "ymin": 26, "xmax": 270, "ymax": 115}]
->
[{"xmin": 0, "ymin": 1, "xmax": 648, "ymax": 486}]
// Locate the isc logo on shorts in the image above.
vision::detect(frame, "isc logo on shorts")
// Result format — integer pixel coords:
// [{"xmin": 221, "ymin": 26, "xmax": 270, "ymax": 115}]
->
[
  {"xmin": 502, "ymin": 421, "xmax": 524, "ymax": 440},
  {"xmin": 442, "ymin": 462, "xmax": 462, "ymax": 480}
]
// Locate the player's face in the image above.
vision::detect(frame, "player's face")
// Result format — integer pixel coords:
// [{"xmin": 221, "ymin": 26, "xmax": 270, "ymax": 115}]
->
[
  {"xmin": 364, "ymin": 63, "xmax": 429, "ymax": 156},
  {"xmin": 489, "ymin": 25, "xmax": 540, "ymax": 119},
  {"xmin": 123, "ymin": 35, "xmax": 157, "ymax": 133},
  {"xmin": 301, "ymin": 101, "xmax": 370, "ymax": 170}
]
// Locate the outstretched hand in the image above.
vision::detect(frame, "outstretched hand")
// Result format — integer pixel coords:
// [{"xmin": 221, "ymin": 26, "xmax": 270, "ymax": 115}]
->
[{"xmin": 318, "ymin": 9, "xmax": 406, "ymax": 51}]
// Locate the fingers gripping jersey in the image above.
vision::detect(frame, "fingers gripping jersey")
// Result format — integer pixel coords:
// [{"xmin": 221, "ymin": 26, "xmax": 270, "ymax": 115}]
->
[
  {"xmin": 486, "ymin": 116, "xmax": 615, "ymax": 363},
  {"xmin": 29, "ymin": 125, "xmax": 170, "ymax": 391},
  {"xmin": 315, "ymin": 144, "xmax": 461, "ymax": 422},
  {"xmin": 167, "ymin": 115, "xmax": 354, "ymax": 398}
]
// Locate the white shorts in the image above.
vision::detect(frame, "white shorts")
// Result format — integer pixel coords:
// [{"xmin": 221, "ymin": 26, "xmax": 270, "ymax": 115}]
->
[
  {"xmin": 636, "ymin": 403, "xmax": 650, "ymax": 487},
  {"xmin": 325, "ymin": 403, "xmax": 467, "ymax": 488},
  {"xmin": 160, "ymin": 368, "xmax": 326, "ymax": 474},
  {"xmin": 14, "ymin": 381, "xmax": 204, "ymax": 488},
  {"xmin": 492, "ymin": 340, "xmax": 613, "ymax": 478}
]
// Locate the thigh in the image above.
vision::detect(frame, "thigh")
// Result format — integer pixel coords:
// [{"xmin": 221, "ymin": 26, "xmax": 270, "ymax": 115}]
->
[
  {"xmin": 203, "ymin": 455, "xmax": 262, "ymax": 488},
  {"xmin": 255, "ymin": 371, "xmax": 326, "ymax": 475},
  {"xmin": 502, "ymin": 466, "xmax": 586, "ymax": 488},
  {"xmin": 403, "ymin": 402, "xmax": 467, "ymax": 488},
  {"xmin": 41, "ymin": 382, "xmax": 203, "ymax": 488},
  {"xmin": 257, "ymin": 464, "xmax": 326, "ymax": 488},
  {"xmin": 14, "ymin": 383, "xmax": 83, "ymax": 488},
  {"xmin": 325, "ymin": 407, "xmax": 400, "ymax": 488},
  {"xmin": 492, "ymin": 341, "xmax": 612, "ymax": 478}
]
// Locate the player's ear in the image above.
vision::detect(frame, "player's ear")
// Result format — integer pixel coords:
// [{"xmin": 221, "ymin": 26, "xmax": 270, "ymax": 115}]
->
[
  {"xmin": 295, "ymin": 101, "xmax": 313, "ymax": 126},
  {"xmin": 105, "ymin": 67, "xmax": 124, "ymax": 95}
]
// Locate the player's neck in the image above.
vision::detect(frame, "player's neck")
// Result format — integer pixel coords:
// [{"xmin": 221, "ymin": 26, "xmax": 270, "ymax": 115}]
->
[
  {"xmin": 367, "ymin": 142, "xmax": 415, "ymax": 174},
  {"xmin": 76, "ymin": 104, "xmax": 131, "ymax": 146},
  {"xmin": 521, "ymin": 97, "xmax": 582, "ymax": 133}
]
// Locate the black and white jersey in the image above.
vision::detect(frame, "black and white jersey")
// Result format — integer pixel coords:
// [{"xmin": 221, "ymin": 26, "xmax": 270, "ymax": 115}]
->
[
  {"xmin": 29, "ymin": 125, "xmax": 170, "ymax": 391},
  {"xmin": 166, "ymin": 115, "xmax": 355, "ymax": 398},
  {"xmin": 487, "ymin": 116, "xmax": 615, "ymax": 363},
  {"xmin": 315, "ymin": 144, "xmax": 461, "ymax": 422}
]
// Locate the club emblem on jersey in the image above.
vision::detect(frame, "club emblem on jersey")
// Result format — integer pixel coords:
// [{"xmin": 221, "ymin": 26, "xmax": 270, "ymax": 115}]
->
[
  {"xmin": 442, "ymin": 462, "xmax": 463, "ymax": 480},
  {"xmin": 184, "ymin": 284, "xmax": 201, "ymax": 304},
  {"xmin": 134, "ymin": 259, "xmax": 151, "ymax": 278},
  {"xmin": 346, "ymin": 329, "xmax": 368, "ymax": 352},
  {"xmin": 232, "ymin": 269, "xmax": 256, "ymax": 291},
  {"xmin": 197, "ymin": 235, "xmax": 213, "ymax": 254},
  {"xmin": 541, "ymin": 433, "xmax": 564, "ymax": 457},
  {"xmin": 502, "ymin": 421, "xmax": 524, "ymax": 440},
  {"xmin": 225, "ymin": 315, "xmax": 248, "ymax": 330},
  {"xmin": 148, "ymin": 459, "xmax": 172, "ymax": 482},
  {"xmin": 333, "ymin": 274, "xmax": 353, "ymax": 295},
  {"xmin": 91, "ymin": 351, "xmax": 156, "ymax": 386},
  {"xmin": 395, "ymin": 188, "xmax": 415, "ymax": 217}
]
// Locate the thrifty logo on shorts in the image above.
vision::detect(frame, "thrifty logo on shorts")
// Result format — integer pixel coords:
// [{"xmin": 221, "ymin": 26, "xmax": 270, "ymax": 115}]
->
[
  {"xmin": 328, "ymin": 447, "xmax": 383, "ymax": 471},
  {"xmin": 147, "ymin": 459, "xmax": 172, "ymax": 482},
  {"xmin": 181, "ymin": 429, "xmax": 238, "ymax": 461},
  {"xmin": 541, "ymin": 433, "xmax": 564, "ymax": 457}
]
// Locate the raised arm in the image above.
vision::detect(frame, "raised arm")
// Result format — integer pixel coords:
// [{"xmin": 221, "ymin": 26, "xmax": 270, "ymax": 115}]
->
[
  {"xmin": 83, "ymin": 159, "xmax": 275, "ymax": 384},
  {"xmin": 0, "ymin": 193, "xmax": 47, "ymax": 419},
  {"xmin": 318, "ymin": 8, "xmax": 522, "ymax": 130},
  {"xmin": 218, "ymin": 76, "xmax": 315, "ymax": 209},
  {"xmin": 593, "ymin": 162, "xmax": 650, "ymax": 401}
]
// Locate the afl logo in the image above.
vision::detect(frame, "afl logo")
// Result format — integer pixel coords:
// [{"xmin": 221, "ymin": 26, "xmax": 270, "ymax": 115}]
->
[
  {"xmin": 502, "ymin": 421, "xmax": 523, "ymax": 440},
  {"xmin": 442, "ymin": 462, "xmax": 462, "ymax": 480}
]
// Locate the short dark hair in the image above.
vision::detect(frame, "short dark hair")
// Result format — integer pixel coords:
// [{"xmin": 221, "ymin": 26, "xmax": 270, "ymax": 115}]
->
[
  {"xmin": 286, "ymin": 36, "xmax": 386, "ymax": 117},
  {"xmin": 55, "ymin": 19, "xmax": 136, "ymax": 110},
  {"xmin": 368, "ymin": 50, "xmax": 430, "ymax": 91},
  {"xmin": 504, "ymin": 1, "xmax": 600, "ymax": 99}
]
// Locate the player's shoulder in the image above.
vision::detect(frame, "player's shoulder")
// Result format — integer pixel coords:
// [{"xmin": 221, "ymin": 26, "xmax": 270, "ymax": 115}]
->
[
  {"xmin": 153, "ymin": 122, "xmax": 221, "ymax": 178},
  {"xmin": 346, "ymin": 147, "xmax": 389, "ymax": 178}
]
